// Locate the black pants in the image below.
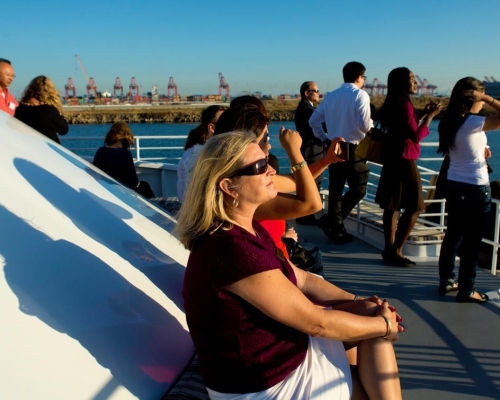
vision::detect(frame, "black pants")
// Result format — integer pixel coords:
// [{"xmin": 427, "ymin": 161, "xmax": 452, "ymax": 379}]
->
[
  {"xmin": 327, "ymin": 144, "xmax": 370, "ymax": 228},
  {"xmin": 301, "ymin": 141, "xmax": 325, "ymax": 190}
]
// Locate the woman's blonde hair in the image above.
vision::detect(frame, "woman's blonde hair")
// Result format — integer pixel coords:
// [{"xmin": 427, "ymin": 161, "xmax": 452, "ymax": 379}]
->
[
  {"xmin": 104, "ymin": 122, "xmax": 135, "ymax": 149},
  {"xmin": 21, "ymin": 76, "xmax": 63, "ymax": 113},
  {"xmin": 175, "ymin": 131, "xmax": 256, "ymax": 250}
]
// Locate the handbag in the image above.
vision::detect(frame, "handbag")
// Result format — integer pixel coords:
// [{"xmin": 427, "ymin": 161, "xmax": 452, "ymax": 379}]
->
[
  {"xmin": 282, "ymin": 238, "xmax": 315, "ymax": 272},
  {"xmin": 355, "ymin": 122, "xmax": 387, "ymax": 165}
]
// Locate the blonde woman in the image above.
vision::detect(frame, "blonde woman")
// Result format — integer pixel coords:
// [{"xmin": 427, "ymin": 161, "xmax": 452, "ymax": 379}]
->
[
  {"xmin": 15, "ymin": 75, "xmax": 68, "ymax": 143},
  {"xmin": 177, "ymin": 131, "xmax": 403, "ymax": 400}
]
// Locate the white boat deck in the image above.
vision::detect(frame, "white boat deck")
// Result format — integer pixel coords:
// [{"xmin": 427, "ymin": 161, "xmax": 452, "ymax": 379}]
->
[{"xmin": 289, "ymin": 215, "xmax": 500, "ymax": 400}]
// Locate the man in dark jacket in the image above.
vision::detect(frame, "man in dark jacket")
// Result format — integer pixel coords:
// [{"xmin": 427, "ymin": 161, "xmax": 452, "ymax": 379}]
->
[{"xmin": 294, "ymin": 81, "xmax": 323, "ymax": 225}]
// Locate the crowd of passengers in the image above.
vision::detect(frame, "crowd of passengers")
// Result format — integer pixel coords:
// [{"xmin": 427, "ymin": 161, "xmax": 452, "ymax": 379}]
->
[{"xmin": 3, "ymin": 55, "xmax": 500, "ymax": 398}]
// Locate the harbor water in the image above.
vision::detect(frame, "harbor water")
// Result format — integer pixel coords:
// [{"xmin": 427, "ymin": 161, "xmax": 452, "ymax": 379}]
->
[{"xmin": 62, "ymin": 121, "xmax": 500, "ymax": 186}]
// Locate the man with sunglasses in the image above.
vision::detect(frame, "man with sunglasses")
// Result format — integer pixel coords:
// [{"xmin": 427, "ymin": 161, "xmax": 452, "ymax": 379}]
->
[
  {"xmin": 294, "ymin": 81, "xmax": 324, "ymax": 226},
  {"xmin": 309, "ymin": 62, "xmax": 373, "ymax": 244},
  {"xmin": 0, "ymin": 59, "xmax": 17, "ymax": 116}
]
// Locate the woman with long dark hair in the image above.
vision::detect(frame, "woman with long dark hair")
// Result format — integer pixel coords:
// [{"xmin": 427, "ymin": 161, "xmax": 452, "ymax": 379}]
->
[
  {"xmin": 437, "ymin": 77, "xmax": 500, "ymax": 302},
  {"xmin": 376, "ymin": 67, "xmax": 441, "ymax": 266}
]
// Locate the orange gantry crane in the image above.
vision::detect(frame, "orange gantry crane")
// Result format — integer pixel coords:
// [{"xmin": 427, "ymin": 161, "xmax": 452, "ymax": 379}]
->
[
  {"xmin": 113, "ymin": 77, "xmax": 124, "ymax": 97},
  {"xmin": 168, "ymin": 77, "xmax": 178, "ymax": 97},
  {"xmin": 64, "ymin": 78, "xmax": 79, "ymax": 105},
  {"xmin": 218, "ymin": 72, "xmax": 230, "ymax": 99},
  {"xmin": 75, "ymin": 54, "xmax": 100, "ymax": 104}
]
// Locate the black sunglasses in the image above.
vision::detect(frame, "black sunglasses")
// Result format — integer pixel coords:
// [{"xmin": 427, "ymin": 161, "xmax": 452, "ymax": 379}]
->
[
  {"xmin": 231, "ymin": 158, "xmax": 268, "ymax": 177},
  {"xmin": 308, "ymin": 89, "xmax": 320, "ymax": 93}
]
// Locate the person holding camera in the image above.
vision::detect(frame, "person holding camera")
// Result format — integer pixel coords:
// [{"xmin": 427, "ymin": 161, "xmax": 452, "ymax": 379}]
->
[
  {"xmin": 375, "ymin": 67, "xmax": 441, "ymax": 267},
  {"xmin": 309, "ymin": 62, "xmax": 373, "ymax": 244}
]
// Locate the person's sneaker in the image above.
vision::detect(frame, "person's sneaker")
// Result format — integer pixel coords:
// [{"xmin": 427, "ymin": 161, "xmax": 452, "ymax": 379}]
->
[{"xmin": 319, "ymin": 217, "xmax": 354, "ymax": 244}]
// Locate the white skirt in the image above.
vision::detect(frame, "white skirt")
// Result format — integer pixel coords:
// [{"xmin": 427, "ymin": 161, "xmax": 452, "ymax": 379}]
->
[{"xmin": 207, "ymin": 336, "xmax": 352, "ymax": 400}]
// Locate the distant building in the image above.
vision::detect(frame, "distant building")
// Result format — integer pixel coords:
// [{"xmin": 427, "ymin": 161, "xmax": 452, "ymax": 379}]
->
[{"xmin": 484, "ymin": 82, "xmax": 500, "ymax": 99}]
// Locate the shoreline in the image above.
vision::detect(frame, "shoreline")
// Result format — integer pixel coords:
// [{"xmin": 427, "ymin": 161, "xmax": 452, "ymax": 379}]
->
[{"xmin": 61, "ymin": 96, "xmax": 494, "ymax": 124}]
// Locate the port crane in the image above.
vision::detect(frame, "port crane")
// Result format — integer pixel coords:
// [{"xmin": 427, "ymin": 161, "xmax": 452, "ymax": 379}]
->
[
  {"xmin": 113, "ymin": 77, "xmax": 124, "ymax": 97},
  {"xmin": 218, "ymin": 72, "xmax": 230, "ymax": 99},
  {"xmin": 64, "ymin": 78, "xmax": 77, "ymax": 99},
  {"xmin": 168, "ymin": 77, "xmax": 178, "ymax": 98},
  {"xmin": 415, "ymin": 75, "xmax": 437, "ymax": 96},
  {"xmin": 126, "ymin": 77, "xmax": 141, "ymax": 102},
  {"xmin": 364, "ymin": 78, "xmax": 386, "ymax": 96},
  {"xmin": 75, "ymin": 54, "xmax": 100, "ymax": 103}
]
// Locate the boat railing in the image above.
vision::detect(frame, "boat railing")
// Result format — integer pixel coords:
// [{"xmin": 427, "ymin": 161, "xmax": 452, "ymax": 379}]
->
[
  {"xmin": 60, "ymin": 137, "xmax": 499, "ymax": 276},
  {"xmin": 60, "ymin": 136, "xmax": 186, "ymax": 162}
]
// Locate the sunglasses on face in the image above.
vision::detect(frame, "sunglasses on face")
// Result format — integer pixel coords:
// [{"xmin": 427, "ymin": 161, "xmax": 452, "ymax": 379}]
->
[
  {"xmin": 231, "ymin": 158, "xmax": 268, "ymax": 177},
  {"xmin": 308, "ymin": 89, "xmax": 320, "ymax": 93}
]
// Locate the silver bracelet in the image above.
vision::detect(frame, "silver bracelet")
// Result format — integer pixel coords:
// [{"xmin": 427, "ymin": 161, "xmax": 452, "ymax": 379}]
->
[
  {"xmin": 353, "ymin": 295, "xmax": 359, "ymax": 302},
  {"xmin": 379, "ymin": 315, "xmax": 392, "ymax": 339}
]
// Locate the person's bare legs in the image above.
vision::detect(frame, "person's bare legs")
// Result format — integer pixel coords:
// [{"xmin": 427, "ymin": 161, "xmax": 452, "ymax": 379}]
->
[
  {"xmin": 393, "ymin": 210, "xmax": 420, "ymax": 258},
  {"xmin": 350, "ymin": 366, "xmax": 370, "ymax": 400},
  {"xmin": 382, "ymin": 209, "xmax": 398, "ymax": 253},
  {"xmin": 337, "ymin": 301, "xmax": 402, "ymax": 399},
  {"xmin": 357, "ymin": 338, "xmax": 402, "ymax": 400}
]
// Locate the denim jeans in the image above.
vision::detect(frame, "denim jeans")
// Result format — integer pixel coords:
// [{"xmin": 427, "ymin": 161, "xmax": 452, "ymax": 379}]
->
[{"xmin": 438, "ymin": 180, "xmax": 491, "ymax": 296}]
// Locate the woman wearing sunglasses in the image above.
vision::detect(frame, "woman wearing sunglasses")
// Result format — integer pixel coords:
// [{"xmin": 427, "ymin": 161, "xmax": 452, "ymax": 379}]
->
[
  {"xmin": 176, "ymin": 131, "xmax": 403, "ymax": 400},
  {"xmin": 214, "ymin": 103, "xmax": 341, "ymax": 222},
  {"xmin": 213, "ymin": 102, "xmax": 337, "ymax": 273}
]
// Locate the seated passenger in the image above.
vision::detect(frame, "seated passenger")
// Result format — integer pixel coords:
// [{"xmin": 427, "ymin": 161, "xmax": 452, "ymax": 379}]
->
[
  {"xmin": 177, "ymin": 105, "xmax": 226, "ymax": 202},
  {"xmin": 176, "ymin": 132, "xmax": 403, "ymax": 399},
  {"xmin": 93, "ymin": 122, "xmax": 155, "ymax": 198},
  {"xmin": 15, "ymin": 75, "xmax": 68, "ymax": 143},
  {"xmin": 177, "ymin": 125, "xmax": 205, "ymax": 202}
]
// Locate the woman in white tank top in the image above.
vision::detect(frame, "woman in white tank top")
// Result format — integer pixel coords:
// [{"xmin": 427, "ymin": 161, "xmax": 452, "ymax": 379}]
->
[{"xmin": 437, "ymin": 77, "xmax": 500, "ymax": 303}]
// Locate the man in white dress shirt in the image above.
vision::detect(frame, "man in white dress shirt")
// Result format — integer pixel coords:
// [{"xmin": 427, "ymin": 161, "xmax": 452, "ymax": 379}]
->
[{"xmin": 309, "ymin": 62, "xmax": 372, "ymax": 244}]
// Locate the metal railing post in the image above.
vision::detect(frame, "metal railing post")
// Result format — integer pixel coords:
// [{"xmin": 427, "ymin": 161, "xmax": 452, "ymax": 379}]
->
[
  {"xmin": 135, "ymin": 137, "xmax": 141, "ymax": 161},
  {"xmin": 491, "ymin": 201, "xmax": 499, "ymax": 276},
  {"xmin": 439, "ymin": 199, "xmax": 445, "ymax": 232}
]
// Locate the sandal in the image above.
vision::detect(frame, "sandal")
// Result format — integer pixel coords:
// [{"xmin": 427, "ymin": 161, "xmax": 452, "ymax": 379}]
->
[
  {"xmin": 456, "ymin": 291, "xmax": 489, "ymax": 303},
  {"xmin": 438, "ymin": 282, "xmax": 458, "ymax": 295},
  {"xmin": 381, "ymin": 251, "xmax": 416, "ymax": 267}
]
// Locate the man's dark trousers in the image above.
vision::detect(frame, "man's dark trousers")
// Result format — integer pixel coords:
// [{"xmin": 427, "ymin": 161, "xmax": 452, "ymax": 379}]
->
[{"xmin": 327, "ymin": 146, "xmax": 369, "ymax": 229}]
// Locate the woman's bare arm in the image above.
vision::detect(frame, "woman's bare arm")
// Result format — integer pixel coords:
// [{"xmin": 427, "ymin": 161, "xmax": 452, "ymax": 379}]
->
[
  {"xmin": 272, "ymin": 136, "xmax": 344, "ymax": 194},
  {"xmin": 254, "ymin": 128, "xmax": 322, "ymax": 220},
  {"xmin": 225, "ymin": 268, "xmax": 399, "ymax": 342}
]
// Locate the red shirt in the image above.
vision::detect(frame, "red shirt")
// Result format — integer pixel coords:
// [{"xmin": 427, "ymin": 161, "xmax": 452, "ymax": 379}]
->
[
  {"xmin": 0, "ymin": 88, "xmax": 18, "ymax": 116},
  {"xmin": 257, "ymin": 219, "xmax": 289, "ymax": 259},
  {"xmin": 182, "ymin": 221, "xmax": 307, "ymax": 393}
]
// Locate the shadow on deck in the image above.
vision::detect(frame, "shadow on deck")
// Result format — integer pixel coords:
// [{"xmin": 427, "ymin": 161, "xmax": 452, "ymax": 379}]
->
[{"xmin": 291, "ymin": 219, "xmax": 500, "ymax": 400}]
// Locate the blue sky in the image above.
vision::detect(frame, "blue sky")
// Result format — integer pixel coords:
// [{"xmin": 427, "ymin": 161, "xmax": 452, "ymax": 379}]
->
[{"xmin": 4, "ymin": 0, "xmax": 500, "ymax": 98}]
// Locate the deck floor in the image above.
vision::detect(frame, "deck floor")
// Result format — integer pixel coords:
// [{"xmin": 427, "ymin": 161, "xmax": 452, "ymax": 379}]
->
[{"xmin": 290, "ymin": 219, "xmax": 500, "ymax": 400}]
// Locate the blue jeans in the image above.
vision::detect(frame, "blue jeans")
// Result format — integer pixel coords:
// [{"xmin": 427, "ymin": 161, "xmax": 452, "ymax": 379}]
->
[{"xmin": 438, "ymin": 180, "xmax": 491, "ymax": 296}]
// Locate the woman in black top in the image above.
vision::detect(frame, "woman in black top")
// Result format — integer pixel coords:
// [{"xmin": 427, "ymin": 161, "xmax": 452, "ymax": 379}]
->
[
  {"xmin": 15, "ymin": 76, "xmax": 68, "ymax": 143},
  {"xmin": 93, "ymin": 122, "xmax": 155, "ymax": 198}
]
